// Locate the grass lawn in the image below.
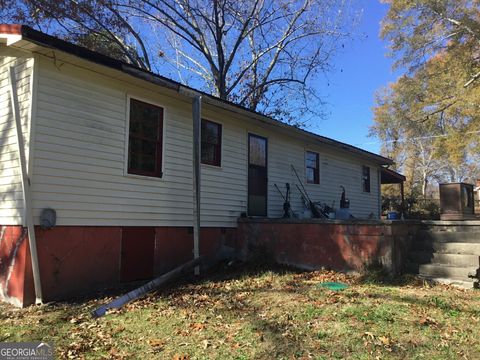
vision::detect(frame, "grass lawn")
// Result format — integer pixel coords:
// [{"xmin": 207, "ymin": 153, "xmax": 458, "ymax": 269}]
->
[{"xmin": 1, "ymin": 264, "xmax": 479, "ymax": 359}]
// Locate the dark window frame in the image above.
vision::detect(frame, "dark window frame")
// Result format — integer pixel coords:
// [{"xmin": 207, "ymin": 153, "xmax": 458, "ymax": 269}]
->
[
  {"xmin": 127, "ymin": 98, "xmax": 164, "ymax": 178},
  {"xmin": 362, "ymin": 165, "xmax": 371, "ymax": 193},
  {"xmin": 201, "ymin": 119, "xmax": 222, "ymax": 167},
  {"xmin": 305, "ymin": 151, "xmax": 320, "ymax": 184}
]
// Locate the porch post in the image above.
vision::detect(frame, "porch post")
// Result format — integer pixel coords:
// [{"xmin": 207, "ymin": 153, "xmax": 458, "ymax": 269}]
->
[{"xmin": 400, "ymin": 182, "xmax": 405, "ymax": 218}]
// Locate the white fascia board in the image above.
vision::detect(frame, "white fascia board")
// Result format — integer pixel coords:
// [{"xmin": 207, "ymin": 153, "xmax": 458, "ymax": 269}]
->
[{"xmin": 0, "ymin": 34, "xmax": 23, "ymax": 46}]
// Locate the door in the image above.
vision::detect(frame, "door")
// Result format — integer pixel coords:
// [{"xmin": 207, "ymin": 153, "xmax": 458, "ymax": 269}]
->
[
  {"xmin": 248, "ymin": 134, "xmax": 268, "ymax": 216},
  {"xmin": 120, "ymin": 227, "xmax": 155, "ymax": 282}
]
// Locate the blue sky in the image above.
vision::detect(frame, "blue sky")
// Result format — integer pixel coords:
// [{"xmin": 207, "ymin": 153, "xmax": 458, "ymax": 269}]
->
[{"xmin": 310, "ymin": 0, "xmax": 400, "ymax": 154}]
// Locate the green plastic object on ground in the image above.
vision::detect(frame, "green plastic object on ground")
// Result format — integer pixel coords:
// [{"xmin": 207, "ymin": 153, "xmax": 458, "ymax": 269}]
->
[{"xmin": 317, "ymin": 282, "xmax": 349, "ymax": 291}]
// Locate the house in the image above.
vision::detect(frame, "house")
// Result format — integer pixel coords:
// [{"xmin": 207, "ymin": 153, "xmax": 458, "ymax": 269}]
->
[{"xmin": 0, "ymin": 25, "xmax": 394, "ymax": 306}]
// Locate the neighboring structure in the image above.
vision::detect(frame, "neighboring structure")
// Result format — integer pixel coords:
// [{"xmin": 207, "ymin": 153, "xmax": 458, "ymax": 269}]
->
[
  {"xmin": 0, "ymin": 25, "xmax": 393, "ymax": 306},
  {"xmin": 439, "ymin": 183, "xmax": 476, "ymax": 220}
]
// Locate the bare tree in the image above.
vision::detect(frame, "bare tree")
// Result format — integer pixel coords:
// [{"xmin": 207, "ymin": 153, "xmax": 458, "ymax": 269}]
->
[{"xmin": 0, "ymin": 0, "xmax": 357, "ymax": 124}]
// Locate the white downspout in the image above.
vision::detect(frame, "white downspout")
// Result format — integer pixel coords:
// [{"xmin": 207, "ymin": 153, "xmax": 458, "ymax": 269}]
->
[
  {"xmin": 8, "ymin": 66, "xmax": 43, "ymax": 304},
  {"xmin": 192, "ymin": 95, "xmax": 202, "ymax": 275}
]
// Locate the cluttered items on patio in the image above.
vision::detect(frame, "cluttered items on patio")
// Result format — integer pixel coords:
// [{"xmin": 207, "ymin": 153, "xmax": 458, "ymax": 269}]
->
[
  {"xmin": 274, "ymin": 182, "xmax": 296, "ymax": 218},
  {"xmin": 291, "ymin": 164, "xmax": 328, "ymax": 218},
  {"xmin": 285, "ymin": 165, "xmax": 354, "ymax": 220}
]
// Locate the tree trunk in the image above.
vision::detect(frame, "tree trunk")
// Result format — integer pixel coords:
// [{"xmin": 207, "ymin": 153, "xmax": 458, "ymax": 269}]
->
[{"xmin": 422, "ymin": 173, "xmax": 428, "ymax": 197}]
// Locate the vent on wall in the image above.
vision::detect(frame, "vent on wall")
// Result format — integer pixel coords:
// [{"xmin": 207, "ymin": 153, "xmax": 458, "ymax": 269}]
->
[{"xmin": 40, "ymin": 208, "xmax": 56, "ymax": 229}]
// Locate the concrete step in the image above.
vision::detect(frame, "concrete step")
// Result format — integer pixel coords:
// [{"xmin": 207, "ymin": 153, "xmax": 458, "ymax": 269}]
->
[
  {"xmin": 417, "ymin": 264, "xmax": 477, "ymax": 281},
  {"xmin": 416, "ymin": 230, "xmax": 480, "ymax": 243},
  {"xmin": 417, "ymin": 275, "xmax": 476, "ymax": 289},
  {"xmin": 404, "ymin": 263, "xmax": 477, "ymax": 289},
  {"xmin": 409, "ymin": 251, "xmax": 480, "ymax": 267},
  {"xmin": 411, "ymin": 241, "xmax": 480, "ymax": 255}
]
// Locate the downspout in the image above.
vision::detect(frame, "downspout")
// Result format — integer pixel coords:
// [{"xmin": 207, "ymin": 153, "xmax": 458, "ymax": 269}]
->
[
  {"xmin": 7, "ymin": 67, "xmax": 43, "ymax": 304},
  {"xmin": 192, "ymin": 95, "xmax": 202, "ymax": 275}
]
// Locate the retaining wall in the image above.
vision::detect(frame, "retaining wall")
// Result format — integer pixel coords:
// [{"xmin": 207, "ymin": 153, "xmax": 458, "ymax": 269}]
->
[{"xmin": 237, "ymin": 218, "xmax": 420, "ymax": 275}]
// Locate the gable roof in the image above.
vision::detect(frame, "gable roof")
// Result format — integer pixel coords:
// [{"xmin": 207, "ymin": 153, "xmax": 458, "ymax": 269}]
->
[{"xmin": 0, "ymin": 24, "xmax": 393, "ymax": 165}]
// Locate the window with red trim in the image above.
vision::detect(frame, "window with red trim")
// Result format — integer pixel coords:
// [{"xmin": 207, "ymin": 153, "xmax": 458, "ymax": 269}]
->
[
  {"xmin": 127, "ymin": 99, "xmax": 163, "ymax": 178},
  {"xmin": 305, "ymin": 151, "xmax": 319, "ymax": 184},
  {"xmin": 201, "ymin": 119, "xmax": 222, "ymax": 166}
]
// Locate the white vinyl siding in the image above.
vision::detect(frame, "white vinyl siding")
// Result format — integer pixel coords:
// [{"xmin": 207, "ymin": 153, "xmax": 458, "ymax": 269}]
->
[
  {"xmin": 32, "ymin": 55, "xmax": 250, "ymax": 227},
  {"xmin": 305, "ymin": 151, "xmax": 380, "ymax": 218},
  {"xmin": 0, "ymin": 47, "xmax": 34, "ymax": 225},
  {"xmin": 266, "ymin": 133, "xmax": 305, "ymax": 218},
  {"xmin": 263, "ymin": 130, "xmax": 380, "ymax": 219},
  {"xmin": 33, "ymin": 56, "xmax": 193, "ymax": 226},
  {"xmin": 200, "ymin": 108, "xmax": 247, "ymax": 224},
  {"xmin": 20, "ymin": 50, "xmax": 381, "ymax": 228}
]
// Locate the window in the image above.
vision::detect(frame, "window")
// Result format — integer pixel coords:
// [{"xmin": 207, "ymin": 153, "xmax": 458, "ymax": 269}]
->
[
  {"xmin": 127, "ymin": 99, "xmax": 163, "ymax": 178},
  {"xmin": 249, "ymin": 135, "xmax": 267, "ymax": 167},
  {"xmin": 362, "ymin": 165, "xmax": 371, "ymax": 192},
  {"xmin": 305, "ymin": 151, "xmax": 319, "ymax": 184},
  {"xmin": 201, "ymin": 119, "xmax": 222, "ymax": 166}
]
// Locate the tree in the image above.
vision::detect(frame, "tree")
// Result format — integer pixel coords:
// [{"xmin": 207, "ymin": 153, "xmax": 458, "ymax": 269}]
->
[
  {"xmin": 381, "ymin": 0, "xmax": 480, "ymax": 84},
  {"xmin": 0, "ymin": 0, "xmax": 358, "ymax": 124},
  {"xmin": 372, "ymin": 0, "xmax": 480, "ymax": 194}
]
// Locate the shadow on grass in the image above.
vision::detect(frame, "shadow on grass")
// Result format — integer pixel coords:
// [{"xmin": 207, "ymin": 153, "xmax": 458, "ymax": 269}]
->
[
  {"xmin": 15, "ymin": 261, "xmax": 311, "ymax": 358},
  {"xmin": 32, "ymin": 259, "xmax": 439, "ymax": 311},
  {"xmin": 8, "ymin": 259, "xmax": 479, "ymax": 359}
]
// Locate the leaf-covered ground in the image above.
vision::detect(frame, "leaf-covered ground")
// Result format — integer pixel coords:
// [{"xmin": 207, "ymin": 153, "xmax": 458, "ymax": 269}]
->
[{"xmin": 1, "ymin": 264, "xmax": 479, "ymax": 359}]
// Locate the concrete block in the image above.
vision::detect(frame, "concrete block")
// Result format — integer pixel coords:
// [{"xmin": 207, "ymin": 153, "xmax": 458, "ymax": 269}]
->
[{"xmin": 418, "ymin": 263, "xmax": 477, "ymax": 281}]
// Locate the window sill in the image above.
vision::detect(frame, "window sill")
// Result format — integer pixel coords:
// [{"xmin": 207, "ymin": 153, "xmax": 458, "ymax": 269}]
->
[
  {"xmin": 124, "ymin": 172, "xmax": 165, "ymax": 182},
  {"xmin": 201, "ymin": 163, "xmax": 223, "ymax": 170}
]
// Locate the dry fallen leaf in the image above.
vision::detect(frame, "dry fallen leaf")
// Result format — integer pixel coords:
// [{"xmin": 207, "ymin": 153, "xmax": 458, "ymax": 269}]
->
[
  {"xmin": 112, "ymin": 326, "xmax": 125, "ymax": 335},
  {"xmin": 419, "ymin": 316, "xmax": 438, "ymax": 326},
  {"xmin": 105, "ymin": 308, "xmax": 123, "ymax": 315},
  {"xmin": 172, "ymin": 354, "xmax": 189, "ymax": 360},
  {"xmin": 378, "ymin": 336, "xmax": 390, "ymax": 346},
  {"xmin": 189, "ymin": 323, "xmax": 206, "ymax": 331},
  {"xmin": 148, "ymin": 339, "xmax": 166, "ymax": 349}
]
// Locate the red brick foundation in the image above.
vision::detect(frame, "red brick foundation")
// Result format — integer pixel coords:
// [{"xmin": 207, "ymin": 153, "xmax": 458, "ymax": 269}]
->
[
  {"xmin": 34, "ymin": 226, "xmax": 122, "ymax": 302},
  {"xmin": 0, "ymin": 226, "xmax": 34, "ymax": 307},
  {"xmin": 1, "ymin": 225, "xmax": 237, "ymax": 307}
]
